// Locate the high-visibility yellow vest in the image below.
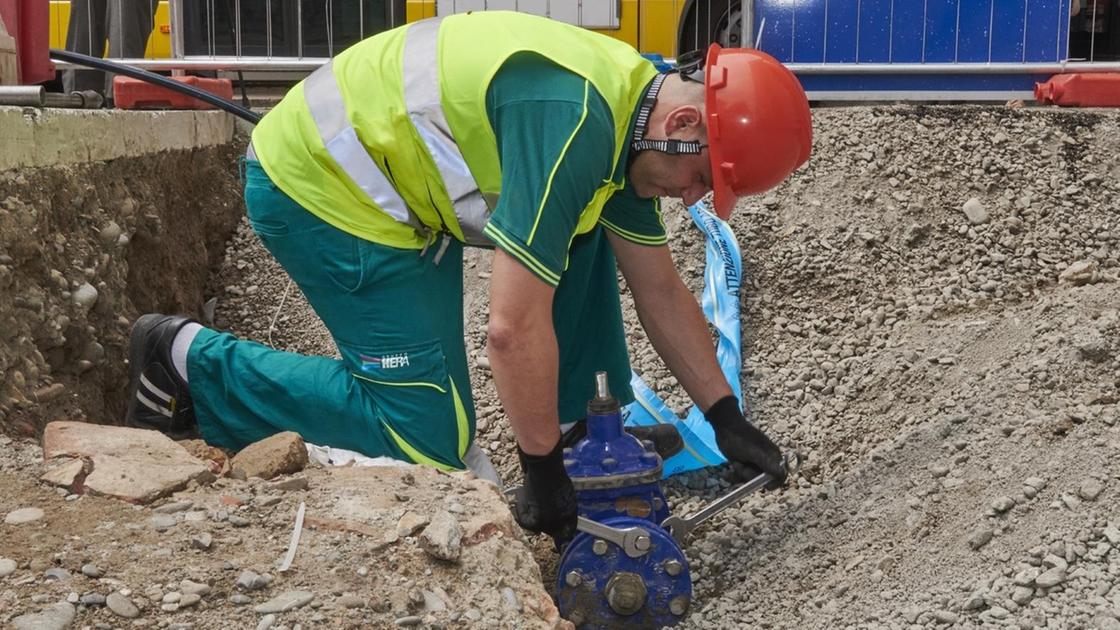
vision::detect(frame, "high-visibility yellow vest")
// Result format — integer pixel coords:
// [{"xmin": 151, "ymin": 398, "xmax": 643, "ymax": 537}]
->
[{"xmin": 251, "ymin": 11, "xmax": 658, "ymax": 249}]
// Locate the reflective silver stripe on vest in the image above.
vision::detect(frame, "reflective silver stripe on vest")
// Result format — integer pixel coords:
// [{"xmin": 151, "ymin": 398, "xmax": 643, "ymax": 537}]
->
[
  {"xmin": 303, "ymin": 62, "xmax": 417, "ymax": 228},
  {"xmin": 403, "ymin": 18, "xmax": 492, "ymax": 246}
]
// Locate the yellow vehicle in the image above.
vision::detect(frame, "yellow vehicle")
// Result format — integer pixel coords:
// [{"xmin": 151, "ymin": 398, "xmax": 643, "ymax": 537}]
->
[
  {"xmin": 48, "ymin": 0, "xmax": 172, "ymax": 59},
  {"xmin": 49, "ymin": 0, "xmax": 722, "ymax": 62},
  {"xmin": 405, "ymin": 1, "xmax": 692, "ymax": 58}
]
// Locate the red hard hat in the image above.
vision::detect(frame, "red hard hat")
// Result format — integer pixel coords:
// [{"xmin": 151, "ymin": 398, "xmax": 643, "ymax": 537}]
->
[{"xmin": 704, "ymin": 44, "xmax": 812, "ymax": 219}]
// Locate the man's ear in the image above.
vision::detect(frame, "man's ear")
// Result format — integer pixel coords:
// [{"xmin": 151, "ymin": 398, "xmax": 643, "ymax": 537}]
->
[{"xmin": 664, "ymin": 105, "xmax": 704, "ymax": 136}]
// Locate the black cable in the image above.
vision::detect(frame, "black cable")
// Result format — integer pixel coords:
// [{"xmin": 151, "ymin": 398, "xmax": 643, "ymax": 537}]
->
[{"xmin": 49, "ymin": 48, "xmax": 262, "ymax": 124}]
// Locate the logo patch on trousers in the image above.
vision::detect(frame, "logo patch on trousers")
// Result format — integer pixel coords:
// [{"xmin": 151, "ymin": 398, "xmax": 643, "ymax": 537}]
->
[{"xmin": 360, "ymin": 353, "xmax": 410, "ymax": 371}]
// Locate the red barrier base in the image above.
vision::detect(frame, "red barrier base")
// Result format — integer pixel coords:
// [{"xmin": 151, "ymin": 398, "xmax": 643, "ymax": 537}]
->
[
  {"xmin": 1035, "ymin": 73, "xmax": 1120, "ymax": 108},
  {"xmin": 113, "ymin": 75, "xmax": 234, "ymax": 110}
]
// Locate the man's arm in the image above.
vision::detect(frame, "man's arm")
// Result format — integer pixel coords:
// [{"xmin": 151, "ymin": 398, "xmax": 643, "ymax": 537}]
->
[
  {"xmin": 608, "ymin": 230, "xmax": 788, "ymax": 484},
  {"xmin": 607, "ymin": 231, "xmax": 732, "ymax": 410},
  {"xmin": 487, "ymin": 249, "xmax": 561, "ymax": 456}
]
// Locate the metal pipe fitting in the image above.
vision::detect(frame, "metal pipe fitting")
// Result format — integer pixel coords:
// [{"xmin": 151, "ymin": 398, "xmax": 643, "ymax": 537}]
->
[{"xmin": 605, "ymin": 573, "xmax": 647, "ymax": 616}]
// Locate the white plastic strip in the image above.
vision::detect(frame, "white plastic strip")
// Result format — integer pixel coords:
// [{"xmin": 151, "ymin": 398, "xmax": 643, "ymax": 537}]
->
[{"xmin": 278, "ymin": 501, "xmax": 306, "ymax": 573}]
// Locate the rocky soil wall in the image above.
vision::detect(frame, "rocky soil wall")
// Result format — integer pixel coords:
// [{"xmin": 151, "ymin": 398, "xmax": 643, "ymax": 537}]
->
[{"xmin": 0, "ymin": 134, "xmax": 244, "ymax": 437}]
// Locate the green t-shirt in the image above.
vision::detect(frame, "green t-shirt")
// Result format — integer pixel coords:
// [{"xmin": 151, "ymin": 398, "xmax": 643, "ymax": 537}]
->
[{"xmin": 482, "ymin": 52, "xmax": 667, "ymax": 287}]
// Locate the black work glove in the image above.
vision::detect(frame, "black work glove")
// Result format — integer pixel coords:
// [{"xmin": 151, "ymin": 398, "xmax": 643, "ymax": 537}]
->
[
  {"xmin": 704, "ymin": 395, "xmax": 787, "ymax": 487},
  {"xmin": 512, "ymin": 439, "xmax": 578, "ymax": 546}
]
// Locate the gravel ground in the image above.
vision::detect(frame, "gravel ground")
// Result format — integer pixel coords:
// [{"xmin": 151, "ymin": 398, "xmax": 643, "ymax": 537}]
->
[{"xmin": 202, "ymin": 104, "xmax": 1120, "ymax": 628}]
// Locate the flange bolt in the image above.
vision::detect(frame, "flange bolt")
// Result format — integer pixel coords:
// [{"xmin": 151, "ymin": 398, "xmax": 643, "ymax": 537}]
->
[
  {"xmin": 564, "ymin": 571, "xmax": 582, "ymax": 587},
  {"xmin": 663, "ymin": 559, "xmax": 682, "ymax": 577},
  {"xmin": 669, "ymin": 595, "xmax": 690, "ymax": 616},
  {"xmin": 592, "ymin": 539, "xmax": 609, "ymax": 555}
]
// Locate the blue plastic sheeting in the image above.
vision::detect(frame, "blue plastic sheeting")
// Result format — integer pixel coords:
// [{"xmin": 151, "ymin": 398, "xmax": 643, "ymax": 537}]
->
[{"xmin": 624, "ymin": 202, "xmax": 743, "ymax": 477}]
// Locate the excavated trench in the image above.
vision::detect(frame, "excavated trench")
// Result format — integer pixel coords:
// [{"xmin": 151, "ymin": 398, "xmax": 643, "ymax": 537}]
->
[
  {"xmin": 0, "ymin": 136, "xmax": 245, "ymax": 438},
  {"xmin": 2, "ymin": 104, "xmax": 1120, "ymax": 629}
]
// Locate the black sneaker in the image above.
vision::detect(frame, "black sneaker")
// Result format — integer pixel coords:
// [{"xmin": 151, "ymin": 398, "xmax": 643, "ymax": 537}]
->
[
  {"xmin": 561, "ymin": 419, "xmax": 684, "ymax": 460},
  {"xmin": 125, "ymin": 314, "xmax": 200, "ymax": 440}
]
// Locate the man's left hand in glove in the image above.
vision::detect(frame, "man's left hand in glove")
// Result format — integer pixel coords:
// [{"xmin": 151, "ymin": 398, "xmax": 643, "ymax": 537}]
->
[{"xmin": 704, "ymin": 395, "xmax": 787, "ymax": 487}]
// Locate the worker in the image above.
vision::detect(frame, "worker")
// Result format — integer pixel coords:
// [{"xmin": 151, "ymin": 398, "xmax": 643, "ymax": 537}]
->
[{"xmin": 125, "ymin": 11, "xmax": 811, "ymax": 544}]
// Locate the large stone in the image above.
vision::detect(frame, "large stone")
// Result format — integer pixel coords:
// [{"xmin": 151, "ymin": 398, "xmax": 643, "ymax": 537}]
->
[
  {"xmin": 420, "ymin": 510, "xmax": 462, "ymax": 563},
  {"xmin": 39, "ymin": 457, "xmax": 87, "ymax": 491},
  {"xmin": 1058, "ymin": 260, "xmax": 1099, "ymax": 285},
  {"xmin": 41, "ymin": 421, "xmax": 210, "ymax": 504},
  {"xmin": 230, "ymin": 432, "xmax": 308, "ymax": 480},
  {"xmin": 962, "ymin": 198, "xmax": 989, "ymax": 224},
  {"xmin": 309, "ymin": 466, "xmax": 567, "ymax": 628},
  {"xmin": 11, "ymin": 602, "xmax": 76, "ymax": 630},
  {"xmin": 253, "ymin": 590, "xmax": 314, "ymax": 613},
  {"xmin": 1035, "ymin": 567, "xmax": 1067, "ymax": 588},
  {"xmin": 179, "ymin": 439, "xmax": 231, "ymax": 476}
]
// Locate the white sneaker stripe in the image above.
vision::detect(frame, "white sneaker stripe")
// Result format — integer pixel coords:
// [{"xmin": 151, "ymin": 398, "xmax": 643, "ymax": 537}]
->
[
  {"xmin": 140, "ymin": 374, "xmax": 172, "ymax": 403},
  {"xmin": 137, "ymin": 391, "xmax": 173, "ymax": 418}
]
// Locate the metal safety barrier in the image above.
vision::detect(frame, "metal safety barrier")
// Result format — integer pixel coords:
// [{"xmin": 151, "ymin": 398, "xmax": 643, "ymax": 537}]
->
[{"xmin": 49, "ymin": 0, "xmax": 1120, "ymax": 100}]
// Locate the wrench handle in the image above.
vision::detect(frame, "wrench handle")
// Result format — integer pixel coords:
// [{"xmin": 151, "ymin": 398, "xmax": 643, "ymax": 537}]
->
[{"xmin": 669, "ymin": 452, "xmax": 800, "ymax": 535}]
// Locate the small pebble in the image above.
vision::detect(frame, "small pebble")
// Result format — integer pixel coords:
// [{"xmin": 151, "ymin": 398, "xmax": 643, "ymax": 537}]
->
[
  {"xmin": 5, "ymin": 507, "xmax": 45, "ymax": 525},
  {"xmin": 80, "ymin": 564, "xmax": 103, "ymax": 578},
  {"xmin": 44, "ymin": 567, "xmax": 71, "ymax": 581},
  {"xmin": 0, "ymin": 557, "xmax": 16, "ymax": 577},
  {"xmin": 1078, "ymin": 478, "xmax": 1103, "ymax": 501},
  {"xmin": 106, "ymin": 592, "xmax": 140, "ymax": 619}
]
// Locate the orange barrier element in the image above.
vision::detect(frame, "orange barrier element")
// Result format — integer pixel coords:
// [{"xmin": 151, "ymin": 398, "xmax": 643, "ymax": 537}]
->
[
  {"xmin": 1035, "ymin": 73, "xmax": 1120, "ymax": 107},
  {"xmin": 113, "ymin": 75, "xmax": 233, "ymax": 110}
]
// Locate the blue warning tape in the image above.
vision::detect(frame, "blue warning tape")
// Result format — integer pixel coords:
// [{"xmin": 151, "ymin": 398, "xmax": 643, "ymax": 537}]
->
[{"xmin": 624, "ymin": 202, "xmax": 744, "ymax": 477}]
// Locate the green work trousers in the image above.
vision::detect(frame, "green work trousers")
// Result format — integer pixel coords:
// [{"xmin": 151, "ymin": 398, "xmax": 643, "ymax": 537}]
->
[{"xmin": 187, "ymin": 161, "xmax": 634, "ymax": 469}]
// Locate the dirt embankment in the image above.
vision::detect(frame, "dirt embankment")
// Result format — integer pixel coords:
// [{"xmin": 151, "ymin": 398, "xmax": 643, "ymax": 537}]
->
[{"xmin": 0, "ymin": 144, "xmax": 245, "ymax": 437}]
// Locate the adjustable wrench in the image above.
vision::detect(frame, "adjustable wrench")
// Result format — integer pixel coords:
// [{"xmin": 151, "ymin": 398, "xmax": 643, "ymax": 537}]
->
[
  {"xmin": 576, "ymin": 516, "xmax": 653, "ymax": 558},
  {"xmin": 661, "ymin": 452, "xmax": 800, "ymax": 546}
]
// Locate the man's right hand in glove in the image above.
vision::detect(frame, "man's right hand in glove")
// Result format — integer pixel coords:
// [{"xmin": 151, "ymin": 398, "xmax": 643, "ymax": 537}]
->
[{"xmin": 512, "ymin": 439, "xmax": 578, "ymax": 546}]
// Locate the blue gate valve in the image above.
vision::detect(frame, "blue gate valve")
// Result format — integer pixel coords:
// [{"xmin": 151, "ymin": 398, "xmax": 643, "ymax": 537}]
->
[{"xmin": 555, "ymin": 372, "xmax": 797, "ymax": 628}]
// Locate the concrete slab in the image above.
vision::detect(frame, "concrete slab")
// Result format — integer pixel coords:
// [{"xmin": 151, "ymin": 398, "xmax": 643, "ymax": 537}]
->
[
  {"xmin": 41, "ymin": 421, "xmax": 210, "ymax": 504},
  {"xmin": 0, "ymin": 107, "xmax": 235, "ymax": 171}
]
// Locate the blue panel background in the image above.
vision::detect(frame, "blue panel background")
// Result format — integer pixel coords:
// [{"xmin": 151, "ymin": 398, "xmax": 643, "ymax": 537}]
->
[
  {"xmin": 823, "ymin": 0, "xmax": 858, "ymax": 62},
  {"xmin": 1024, "ymin": 0, "xmax": 1061, "ymax": 61},
  {"xmin": 990, "ymin": 0, "xmax": 1027, "ymax": 61},
  {"xmin": 923, "ymin": 0, "xmax": 960, "ymax": 62},
  {"xmin": 791, "ymin": 0, "xmax": 827, "ymax": 62},
  {"xmin": 890, "ymin": 1, "xmax": 926, "ymax": 62},
  {"xmin": 1057, "ymin": 0, "xmax": 1069, "ymax": 60},
  {"xmin": 857, "ymin": 0, "xmax": 892, "ymax": 62},
  {"xmin": 729, "ymin": 0, "xmax": 1069, "ymax": 96},
  {"xmin": 958, "ymin": 0, "xmax": 994, "ymax": 62},
  {"xmin": 756, "ymin": 1, "xmax": 795, "ymax": 61}
]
